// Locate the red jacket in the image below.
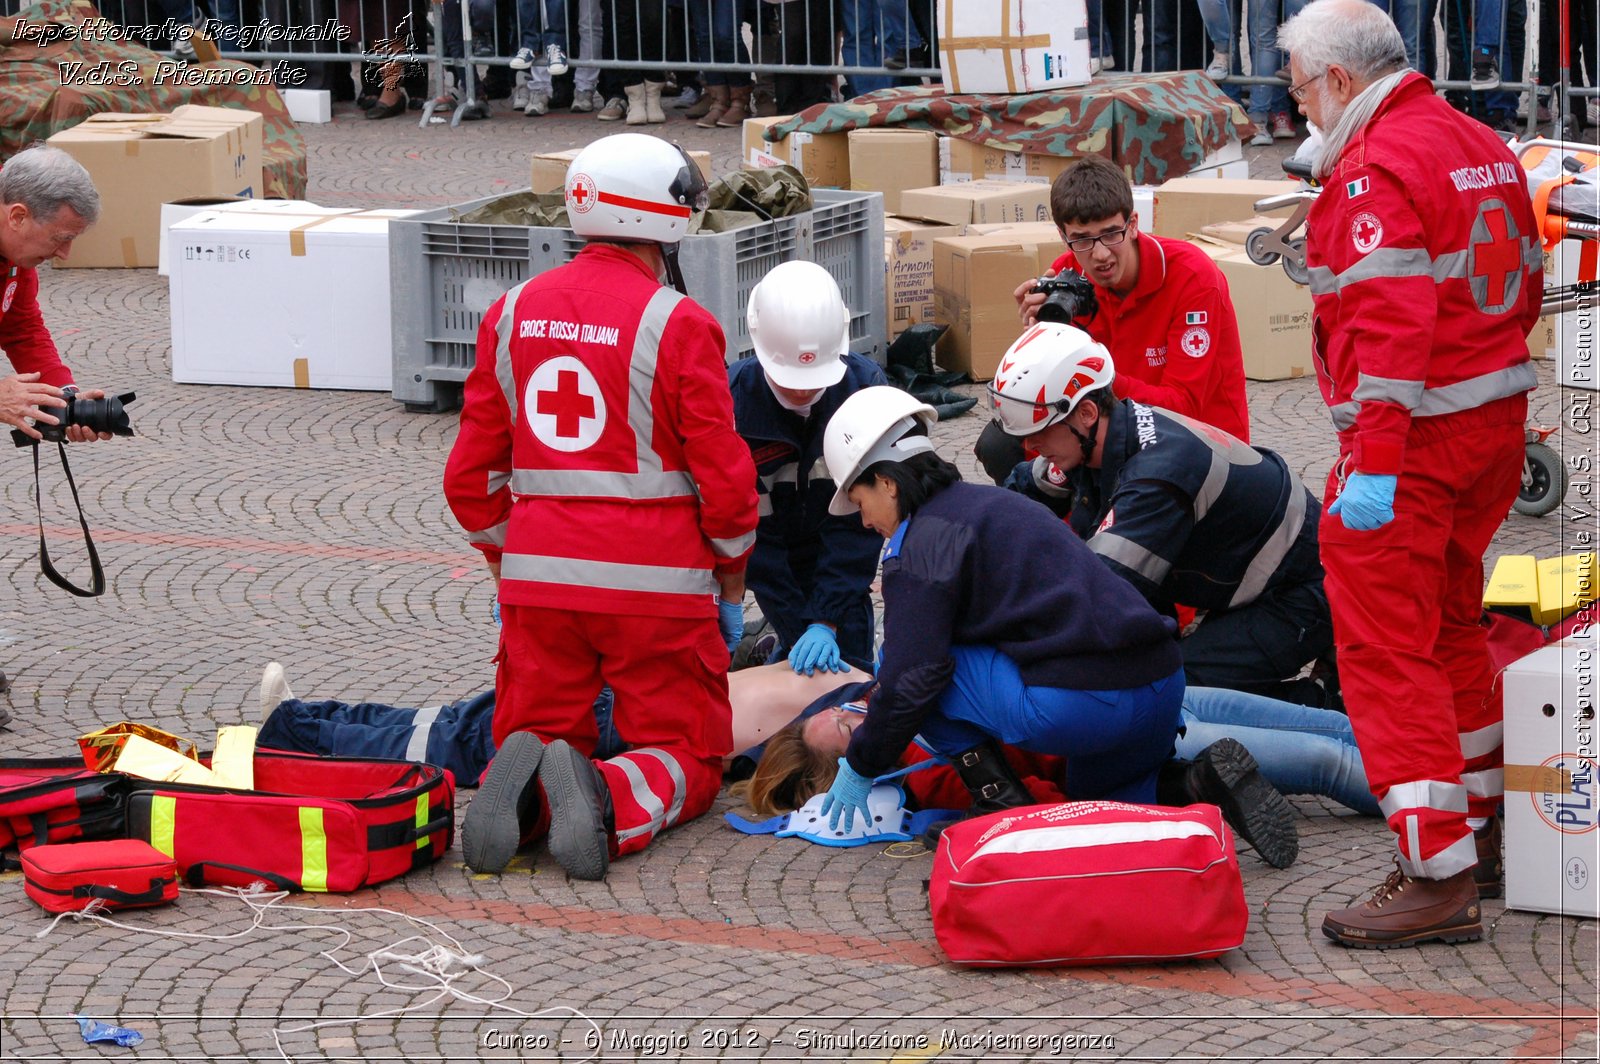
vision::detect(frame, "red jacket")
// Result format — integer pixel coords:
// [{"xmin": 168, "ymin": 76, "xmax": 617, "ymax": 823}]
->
[
  {"xmin": 1305, "ymin": 73, "xmax": 1541, "ymax": 474},
  {"xmin": 444, "ymin": 244, "xmax": 758, "ymax": 619},
  {"xmin": 1050, "ymin": 232, "xmax": 1250, "ymax": 441},
  {"xmin": 0, "ymin": 260, "xmax": 74, "ymax": 387}
]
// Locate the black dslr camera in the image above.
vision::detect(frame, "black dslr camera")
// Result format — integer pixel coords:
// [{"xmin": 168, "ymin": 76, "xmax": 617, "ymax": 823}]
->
[
  {"xmin": 10, "ymin": 388, "xmax": 136, "ymax": 448},
  {"xmin": 1031, "ymin": 270, "xmax": 1100, "ymax": 326}
]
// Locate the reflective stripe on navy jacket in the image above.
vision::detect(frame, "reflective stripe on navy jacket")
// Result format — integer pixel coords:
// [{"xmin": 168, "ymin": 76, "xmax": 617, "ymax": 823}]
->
[
  {"xmin": 728, "ymin": 352, "xmax": 886, "ymax": 630},
  {"xmin": 1066, "ymin": 400, "xmax": 1323, "ymax": 615}
]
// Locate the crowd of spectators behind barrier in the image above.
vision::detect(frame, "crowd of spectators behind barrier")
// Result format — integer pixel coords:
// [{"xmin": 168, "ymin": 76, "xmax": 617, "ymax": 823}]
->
[{"xmin": 2, "ymin": 0, "xmax": 1594, "ymax": 131}]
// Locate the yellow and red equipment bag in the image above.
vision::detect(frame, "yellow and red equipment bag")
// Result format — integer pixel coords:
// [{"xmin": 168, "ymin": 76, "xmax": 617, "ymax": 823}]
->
[
  {"xmin": 929, "ymin": 800, "xmax": 1249, "ymax": 967},
  {"xmin": 22, "ymin": 839, "xmax": 179, "ymax": 914},
  {"xmin": 122, "ymin": 751, "xmax": 454, "ymax": 893}
]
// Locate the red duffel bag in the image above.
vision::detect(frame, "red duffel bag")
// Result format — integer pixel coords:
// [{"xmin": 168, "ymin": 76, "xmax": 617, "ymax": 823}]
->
[
  {"xmin": 22, "ymin": 840, "xmax": 178, "ymax": 914},
  {"xmin": 929, "ymin": 800, "xmax": 1249, "ymax": 967}
]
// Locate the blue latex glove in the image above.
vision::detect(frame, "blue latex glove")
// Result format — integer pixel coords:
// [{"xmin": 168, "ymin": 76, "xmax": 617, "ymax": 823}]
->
[
  {"xmin": 491, "ymin": 600, "xmax": 501, "ymax": 627},
  {"xmin": 789, "ymin": 623, "xmax": 851, "ymax": 676},
  {"xmin": 819, "ymin": 758, "xmax": 874, "ymax": 833},
  {"xmin": 717, "ymin": 599, "xmax": 744, "ymax": 654},
  {"xmin": 1329, "ymin": 472, "xmax": 1398, "ymax": 531}
]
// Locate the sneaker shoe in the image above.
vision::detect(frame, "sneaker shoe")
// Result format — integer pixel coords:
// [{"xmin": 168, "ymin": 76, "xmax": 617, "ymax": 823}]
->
[
  {"xmin": 570, "ymin": 88, "xmax": 599, "ymax": 113},
  {"xmin": 1271, "ymin": 111, "xmax": 1296, "ymax": 139},
  {"xmin": 1205, "ymin": 50, "xmax": 1230, "ymax": 81},
  {"xmin": 1322, "ymin": 862, "xmax": 1483, "ymax": 948},
  {"xmin": 523, "ymin": 90, "xmax": 549, "ymax": 116},
  {"xmin": 597, "ymin": 95, "xmax": 627, "ymax": 121},
  {"xmin": 1176, "ymin": 737, "xmax": 1299, "ymax": 869},
  {"xmin": 511, "ymin": 81, "xmax": 529, "ymax": 111},
  {"xmin": 539, "ymin": 739, "xmax": 612, "ymax": 881},
  {"xmin": 1089, "ymin": 56, "xmax": 1103, "ymax": 76},
  {"xmin": 1249, "ymin": 120, "xmax": 1274, "ymax": 147},
  {"xmin": 259, "ymin": 662, "xmax": 294, "ymax": 722},
  {"xmin": 1471, "ymin": 53, "xmax": 1501, "ymax": 91},
  {"xmin": 461, "ymin": 730, "xmax": 545, "ymax": 874},
  {"xmin": 510, "ymin": 46, "xmax": 535, "ymax": 70},
  {"xmin": 1473, "ymin": 819, "xmax": 1503, "ymax": 899},
  {"xmin": 460, "ymin": 97, "xmax": 490, "ymax": 121},
  {"xmin": 545, "ymin": 43, "xmax": 568, "ymax": 77},
  {"xmin": 672, "ymin": 86, "xmax": 700, "ymax": 109},
  {"xmin": 471, "ymin": 37, "xmax": 492, "ymax": 58}
]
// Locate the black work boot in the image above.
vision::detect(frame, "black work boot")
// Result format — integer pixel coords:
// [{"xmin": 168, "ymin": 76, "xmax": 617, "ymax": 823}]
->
[
  {"xmin": 539, "ymin": 739, "xmax": 614, "ymax": 881},
  {"xmin": 1159, "ymin": 738, "xmax": 1299, "ymax": 869},
  {"xmin": 920, "ymin": 739, "xmax": 1035, "ymax": 847},
  {"xmin": 461, "ymin": 730, "xmax": 545, "ymax": 874}
]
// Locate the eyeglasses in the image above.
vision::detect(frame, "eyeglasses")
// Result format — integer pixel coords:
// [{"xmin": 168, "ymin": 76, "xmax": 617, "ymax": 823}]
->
[
  {"xmin": 1287, "ymin": 72, "xmax": 1325, "ymax": 103},
  {"xmin": 1063, "ymin": 225, "xmax": 1130, "ymax": 254}
]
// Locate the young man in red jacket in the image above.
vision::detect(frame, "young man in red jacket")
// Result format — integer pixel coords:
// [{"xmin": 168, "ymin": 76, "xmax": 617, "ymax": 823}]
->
[
  {"xmin": 976, "ymin": 155, "xmax": 1252, "ymax": 482},
  {"xmin": 444, "ymin": 134, "xmax": 758, "ymax": 881},
  {"xmin": 1282, "ymin": 0, "xmax": 1541, "ymax": 948}
]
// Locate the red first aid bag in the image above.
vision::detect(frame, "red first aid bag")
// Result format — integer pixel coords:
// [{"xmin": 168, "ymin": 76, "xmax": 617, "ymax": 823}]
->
[
  {"xmin": 929, "ymin": 801, "xmax": 1249, "ymax": 967},
  {"xmin": 22, "ymin": 840, "xmax": 178, "ymax": 914},
  {"xmin": 0, "ymin": 758, "xmax": 127, "ymax": 853}
]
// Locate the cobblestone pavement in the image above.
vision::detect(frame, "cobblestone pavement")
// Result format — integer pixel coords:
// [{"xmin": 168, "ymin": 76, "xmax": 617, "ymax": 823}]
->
[{"xmin": 0, "ymin": 101, "xmax": 1596, "ymax": 1062}]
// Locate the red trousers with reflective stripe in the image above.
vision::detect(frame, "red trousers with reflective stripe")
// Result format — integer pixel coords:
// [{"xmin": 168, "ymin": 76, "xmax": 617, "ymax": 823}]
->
[
  {"xmin": 494, "ymin": 606, "xmax": 733, "ymax": 858},
  {"xmin": 1319, "ymin": 393, "xmax": 1525, "ymax": 879}
]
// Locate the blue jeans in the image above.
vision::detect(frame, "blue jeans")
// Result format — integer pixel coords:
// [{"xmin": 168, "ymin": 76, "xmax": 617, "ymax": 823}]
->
[
  {"xmin": 1247, "ymin": 0, "xmax": 1306, "ymax": 118},
  {"xmin": 1472, "ymin": 0, "xmax": 1502, "ymax": 55},
  {"xmin": 518, "ymin": 0, "xmax": 567, "ymax": 51},
  {"xmin": 690, "ymin": 0, "xmax": 751, "ymax": 86},
  {"xmin": 1175, "ymin": 687, "xmax": 1378, "ymax": 815},
  {"xmin": 1194, "ymin": 0, "xmax": 1234, "ymax": 50},
  {"xmin": 917, "ymin": 645, "xmax": 1185, "ymax": 804},
  {"xmin": 841, "ymin": 0, "xmax": 924, "ymax": 95}
]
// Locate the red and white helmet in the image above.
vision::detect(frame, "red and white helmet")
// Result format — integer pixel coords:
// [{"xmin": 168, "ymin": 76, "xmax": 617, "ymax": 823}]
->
[
  {"xmin": 747, "ymin": 261, "xmax": 850, "ymax": 390},
  {"xmin": 565, "ymin": 134, "xmax": 708, "ymax": 245},
  {"xmin": 987, "ymin": 322, "xmax": 1115, "ymax": 437}
]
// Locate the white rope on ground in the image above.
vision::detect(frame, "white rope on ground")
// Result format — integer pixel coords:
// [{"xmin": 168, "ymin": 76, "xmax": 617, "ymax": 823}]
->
[{"xmin": 36, "ymin": 882, "xmax": 602, "ymax": 1063}]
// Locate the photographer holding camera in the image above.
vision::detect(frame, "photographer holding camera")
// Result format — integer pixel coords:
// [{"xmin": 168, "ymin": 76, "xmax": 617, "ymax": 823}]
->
[
  {"xmin": 974, "ymin": 156, "xmax": 1250, "ymax": 484},
  {"xmin": 1, "ymin": 146, "xmax": 113, "ymax": 446}
]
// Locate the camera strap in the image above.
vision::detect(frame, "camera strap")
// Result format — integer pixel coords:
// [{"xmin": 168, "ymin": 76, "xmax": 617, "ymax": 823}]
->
[{"xmin": 30, "ymin": 441, "xmax": 105, "ymax": 598}]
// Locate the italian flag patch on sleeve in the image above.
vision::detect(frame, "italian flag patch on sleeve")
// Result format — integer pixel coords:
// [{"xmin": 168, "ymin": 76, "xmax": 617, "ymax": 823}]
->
[
  {"xmin": 1186, "ymin": 311, "xmax": 1207, "ymax": 325},
  {"xmin": 1346, "ymin": 176, "xmax": 1370, "ymax": 198}
]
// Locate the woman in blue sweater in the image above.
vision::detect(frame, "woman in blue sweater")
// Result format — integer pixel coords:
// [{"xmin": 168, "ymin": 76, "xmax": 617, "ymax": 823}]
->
[{"xmin": 817, "ymin": 386, "xmax": 1188, "ymax": 833}]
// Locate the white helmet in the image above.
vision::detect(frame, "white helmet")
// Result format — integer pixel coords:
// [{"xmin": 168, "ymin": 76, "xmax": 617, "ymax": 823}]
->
[
  {"xmin": 747, "ymin": 261, "xmax": 850, "ymax": 390},
  {"xmin": 987, "ymin": 322, "xmax": 1115, "ymax": 437},
  {"xmin": 565, "ymin": 134, "xmax": 708, "ymax": 245},
  {"xmin": 823, "ymin": 386, "xmax": 938, "ymax": 515}
]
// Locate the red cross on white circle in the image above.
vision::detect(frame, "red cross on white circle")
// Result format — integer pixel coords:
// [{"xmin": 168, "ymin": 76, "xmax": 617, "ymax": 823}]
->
[
  {"xmin": 525, "ymin": 356, "xmax": 605, "ymax": 452},
  {"xmin": 569, "ymin": 173, "xmax": 597, "ymax": 214}
]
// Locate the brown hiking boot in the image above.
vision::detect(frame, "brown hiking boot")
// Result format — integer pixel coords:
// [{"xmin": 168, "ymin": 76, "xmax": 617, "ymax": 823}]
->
[
  {"xmin": 1473, "ymin": 818, "xmax": 1503, "ymax": 899},
  {"xmin": 1322, "ymin": 861, "xmax": 1482, "ymax": 948}
]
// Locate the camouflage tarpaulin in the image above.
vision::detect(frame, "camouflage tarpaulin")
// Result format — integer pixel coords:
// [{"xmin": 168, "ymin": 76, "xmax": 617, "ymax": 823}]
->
[
  {"xmin": 768, "ymin": 73, "xmax": 1257, "ymax": 186},
  {"xmin": 0, "ymin": 0, "xmax": 307, "ymax": 198}
]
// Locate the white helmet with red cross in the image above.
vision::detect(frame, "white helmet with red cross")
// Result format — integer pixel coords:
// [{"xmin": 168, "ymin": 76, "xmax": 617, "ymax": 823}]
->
[
  {"xmin": 565, "ymin": 134, "xmax": 708, "ymax": 245},
  {"xmin": 747, "ymin": 260, "xmax": 851, "ymax": 389},
  {"xmin": 987, "ymin": 322, "xmax": 1115, "ymax": 437}
]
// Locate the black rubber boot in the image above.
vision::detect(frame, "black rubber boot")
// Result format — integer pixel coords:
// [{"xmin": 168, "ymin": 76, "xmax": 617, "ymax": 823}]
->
[
  {"xmin": 920, "ymin": 740, "xmax": 1035, "ymax": 847},
  {"xmin": 1159, "ymin": 737, "xmax": 1299, "ymax": 869}
]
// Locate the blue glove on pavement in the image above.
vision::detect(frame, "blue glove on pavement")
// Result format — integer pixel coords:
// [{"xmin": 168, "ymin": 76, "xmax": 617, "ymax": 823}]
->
[
  {"xmin": 819, "ymin": 758, "xmax": 875, "ymax": 833},
  {"xmin": 789, "ymin": 623, "xmax": 851, "ymax": 676},
  {"xmin": 717, "ymin": 599, "xmax": 744, "ymax": 654},
  {"xmin": 1329, "ymin": 472, "xmax": 1398, "ymax": 531},
  {"xmin": 491, "ymin": 600, "xmax": 501, "ymax": 627}
]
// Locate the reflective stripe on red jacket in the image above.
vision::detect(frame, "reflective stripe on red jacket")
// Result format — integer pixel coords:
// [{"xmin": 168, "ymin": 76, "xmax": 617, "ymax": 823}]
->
[
  {"xmin": 1305, "ymin": 73, "xmax": 1541, "ymax": 475},
  {"xmin": 444, "ymin": 244, "xmax": 757, "ymax": 619}
]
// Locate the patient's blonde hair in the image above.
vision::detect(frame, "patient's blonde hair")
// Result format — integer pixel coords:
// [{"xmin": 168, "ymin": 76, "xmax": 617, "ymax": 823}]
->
[{"xmin": 732, "ymin": 718, "xmax": 840, "ymax": 817}]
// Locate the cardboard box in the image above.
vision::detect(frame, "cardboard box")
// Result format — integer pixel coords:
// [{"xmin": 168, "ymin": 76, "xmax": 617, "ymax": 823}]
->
[
  {"xmin": 1503, "ymin": 633, "xmax": 1600, "ymax": 919},
  {"xmin": 938, "ymin": 137, "xmax": 1076, "ymax": 186},
  {"xmin": 932, "ymin": 233, "xmax": 1061, "ymax": 379},
  {"xmin": 1189, "ymin": 237, "xmax": 1313, "ymax": 381},
  {"xmin": 885, "ymin": 216, "xmax": 962, "ymax": 339},
  {"xmin": 169, "ymin": 207, "xmax": 418, "ymax": 391},
  {"xmin": 899, "ymin": 180, "xmax": 1053, "ymax": 227},
  {"xmin": 532, "ymin": 147, "xmax": 712, "ymax": 194},
  {"xmin": 47, "ymin": 105, "xmax": 264, "ymax": 268},
  {"xmin": 741, "ymin": 117, "xmax": 850, "ymax": 188},
  {"xmin": 157, "ymin": 198, "xmax": 319, "ymax": 276},
  {"xmin": 282, "ymin": 89, "xmax": 332, "ymax": 124},
  {"xmin": 1151, "ymin": 178, "xmax": 1299, "ymax": 239},
  {"xmin": 962, "ymin": 220, "xmax": 1062, "ymax": 241},
  {"xmin": 937, "ymin": 0, "xmax": 1093, "ymax": 94},
  {"xmin": 849, "ymin": 129, "xmax": 938, "ymax": 214}
]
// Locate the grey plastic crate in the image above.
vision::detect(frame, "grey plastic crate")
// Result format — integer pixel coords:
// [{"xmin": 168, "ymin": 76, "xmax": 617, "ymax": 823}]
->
[{"xmin": 390, "ymin": 188, "xmax": 885, "ymax": 412}]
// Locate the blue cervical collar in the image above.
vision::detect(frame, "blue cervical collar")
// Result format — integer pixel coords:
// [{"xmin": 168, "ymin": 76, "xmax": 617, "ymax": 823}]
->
[{"xmin": 725, "ymin": 774, "xmax": 958, "ymax": 848}]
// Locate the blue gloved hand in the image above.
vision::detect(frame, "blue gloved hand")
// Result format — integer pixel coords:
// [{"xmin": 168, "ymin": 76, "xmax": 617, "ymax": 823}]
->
[
  {"xmin": 717, "ymin": 599, "xmax": 744, "ymax": 654},
  {"xmin": 818, "ymin": 758, "xmax": 875, "ymax": 833},
  {"xmin": 789, "ymin": 623, "xmax": 851, "ymax": 676},
  {"xmin": 1329, "ymin": 472, "xmax": 1398, "ymax": 531},
  {"xmin": 491, "ymin": 600, "xmax": 501, "ymax": 627}
]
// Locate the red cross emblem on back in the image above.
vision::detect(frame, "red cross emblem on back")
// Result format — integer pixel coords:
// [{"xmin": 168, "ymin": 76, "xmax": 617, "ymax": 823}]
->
[
  {"xmin": 537, "ymin": 369, "xmax": 596, "ymax": 438},
  {"xmin": 1470, "ymin": 203, "xmax": 1522, "ymax": 312}
]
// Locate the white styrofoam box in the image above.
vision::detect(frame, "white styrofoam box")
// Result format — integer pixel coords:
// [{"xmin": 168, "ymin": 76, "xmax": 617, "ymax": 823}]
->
[
  {"xmin": 169, "ymin": 207, "xmax": 418, "ymax": 390},
  {"xmin": 1503, "ymin": 634, "xmax": 1600, "ymax": 918},
  {"xmin": 283, "ymin": 89, "xmax": 333, "ymax": 124},
  {"xmin": 158, "ymin": 198, "xmax": 319, "ymax": 276},
  {"xmin": 1132, "ymin": 185, "xmax": 1155, "ymax": 227},
  {"xmin": 1548, "ymin": 239, "xmax": 1598, "ymax": 389},
  {"xmin": 1185, "ymin": 137, "xmax": 1249, "ymax": 180},
  {"xmin": 937, "ymin": 0, "xmax": 1092, "ymax": 95}
]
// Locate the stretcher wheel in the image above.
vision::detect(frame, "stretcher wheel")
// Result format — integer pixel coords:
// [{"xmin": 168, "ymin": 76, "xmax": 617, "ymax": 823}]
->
[
  {"xmin": 1514, "ymin": 441, "xmax": 1568, "ymax": 517},
  {"xmin": 1281, "ymin": 239, "xmax": 1310, "ymax": 286},
  {"xmin": 1246, "ymin": 228, "xmax": 1281, "ymax": 266}
]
